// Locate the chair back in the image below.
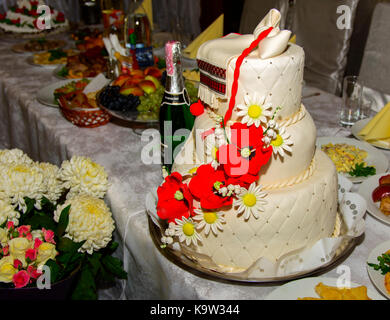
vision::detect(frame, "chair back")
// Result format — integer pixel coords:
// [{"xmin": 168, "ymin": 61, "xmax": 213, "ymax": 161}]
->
[
  {"xmin": 359, "ymin": 2, "xmax": 390, "ymax": 111},
  {"xmin": 292, "ymin": 0, "xmax": 359, "ymax": 95}
]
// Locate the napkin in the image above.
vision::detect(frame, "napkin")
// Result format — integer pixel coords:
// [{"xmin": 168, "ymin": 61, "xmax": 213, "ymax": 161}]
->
[
  {"xmin": 134, "ymin": 0, "xmax": 153, "ymax": 30},
  {"xmin": 358, "ymin": 102, "xmax": 390, "ymax": 145},
  {"xmin": 83, "ymin": 74, "xmax": 111, "ymax": 95},
  {"xmin": 183, "ymin": 14, "xmax": 224, "ymax": 59},
  {"xmin": 289, "ymin": 34, "xmax": 296, "ymax": 44}
]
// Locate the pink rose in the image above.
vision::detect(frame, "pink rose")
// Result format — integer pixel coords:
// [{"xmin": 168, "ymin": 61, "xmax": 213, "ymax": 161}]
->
[
  {"xmin": 13, "ymin": 270, "xmax": 30, "ymax": 288},
  {"xmin": 17, "ymin": 225, "xmax": 31, "ymax": 237},
  {"xmin": 2, "ymin": 245, "xmax": 9, "ymax": 256},
  {"xmin": 42, "ymin": 228, "xmax": 56, "ymax": 244},
  {"xmin": 6, "ymin": 221, "xmax": 14, "ymax": 230},
  {"xmin": 13, "ymin": 259, "xmax": 22, "ymax": 270},
  {"xmin": 33, "ymin": 238, "xmax": 43, "ymax": 250},
  {"xmin": 25, "ymin": 248, "xmax": 37, "ymax": 262},
  {"xmin": 27, "ymin": 265, "xmax": 41, "ymax": 279}
]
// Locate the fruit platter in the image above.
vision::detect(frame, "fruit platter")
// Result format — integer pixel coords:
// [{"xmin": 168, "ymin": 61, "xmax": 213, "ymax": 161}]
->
[{"xmin": 97, "ymin": 66, "xmax": 198, "ymax": 123}]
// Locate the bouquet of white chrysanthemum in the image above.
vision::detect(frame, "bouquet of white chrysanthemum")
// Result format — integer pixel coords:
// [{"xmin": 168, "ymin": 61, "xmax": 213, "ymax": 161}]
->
[{"xmin": 0, "ymin": 149, "xmax": 126, "ymax": 300}]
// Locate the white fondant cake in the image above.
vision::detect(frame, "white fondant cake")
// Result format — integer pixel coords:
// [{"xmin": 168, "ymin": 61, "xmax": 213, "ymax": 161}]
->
[
  {"xmin": 0, "ymin": 0, "xmax": 68, "ymax": 35},
  {"xmin": 156, "ymin": 9, "xmax": 339, "ymax": 275}
]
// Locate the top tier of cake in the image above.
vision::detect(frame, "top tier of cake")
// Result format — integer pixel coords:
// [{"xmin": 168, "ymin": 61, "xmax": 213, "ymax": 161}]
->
[{"xmin": 196, "ymin": 18, "xmax": 304, "ymax": 122}]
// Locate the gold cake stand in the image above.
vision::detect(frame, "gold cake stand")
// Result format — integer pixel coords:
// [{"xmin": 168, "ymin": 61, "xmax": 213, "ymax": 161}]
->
[{"xmin": 148, "ymin": 215, "xmax": 360, "ymax": 285}]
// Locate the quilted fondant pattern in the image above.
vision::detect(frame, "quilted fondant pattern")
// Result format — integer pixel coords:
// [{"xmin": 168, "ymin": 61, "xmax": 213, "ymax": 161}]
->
[
  {"xmin": 213, "ymin": 44, "xmax": 305, "ymax": 121},
  {"xmin": 191, "ymin": 150, "xmax": 338, "ymax": 270}
]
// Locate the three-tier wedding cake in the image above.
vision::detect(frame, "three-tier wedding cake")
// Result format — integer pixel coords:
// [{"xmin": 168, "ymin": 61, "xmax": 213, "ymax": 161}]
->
[{"xmin": 154, "ymin": 9, "xmax": 340, "ymax": 277}]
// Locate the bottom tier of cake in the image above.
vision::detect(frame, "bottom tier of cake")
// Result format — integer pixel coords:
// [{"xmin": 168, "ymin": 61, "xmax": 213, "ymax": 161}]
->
[{"xmin": 183, "ymin": 149, "xmax": 338, "ymax": 273}]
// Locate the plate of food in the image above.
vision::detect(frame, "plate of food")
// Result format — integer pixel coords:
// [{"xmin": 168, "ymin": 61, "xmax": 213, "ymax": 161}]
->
[
  {"xmin": 97, "ymin": 67, "xmax": 199, "ymax": 123},
  {"xmin": 27, "ymin": 49, "xmax": 77, "ymax": 68},
  {"xmin": 12, "ymin": 39, "xmax": 66, "ymax": 53},
  {"xmin": 54, "ymin": 46, "xmax": 108, "ymax": 79},
  {"xmin": 265, "ymin": 277, "xmax": 385, "ymax": 300},
  {"xmin": 358, "ymin": 173, "xmax": 390, "ymax": 225},
  {"xmin": 317, "ymin": 136, "xmax": 389, "ymax": 183},
  {"xmin": 57, "ymin": 84, "xmax": 110, "ymax": 128},
  {"xmin": 351, "ymin": 117, "xmax": 390, "ymax": 150},
  {"xmin": 367, "ymin": 240, "xmax": 390, "ymax": 299},
  {"xmin": 36, "ymin": 78, "xmax": 91, "ymax": 107}
]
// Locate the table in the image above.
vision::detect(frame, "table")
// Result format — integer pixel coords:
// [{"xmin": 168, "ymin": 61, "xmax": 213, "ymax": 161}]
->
[{"xmin": 0, "ymin": 36, "xmax": 389, "ymax": 300}]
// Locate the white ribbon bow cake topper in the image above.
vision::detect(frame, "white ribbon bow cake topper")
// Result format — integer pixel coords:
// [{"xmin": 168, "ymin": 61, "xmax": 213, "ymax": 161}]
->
[{"xmin": 254, "ymin": 8, "xmax": 292, "ymax": 59}]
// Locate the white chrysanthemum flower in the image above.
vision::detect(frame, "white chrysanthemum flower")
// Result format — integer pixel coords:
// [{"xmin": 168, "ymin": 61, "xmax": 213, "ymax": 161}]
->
[
  {"xmin": 236, "ymin": 94, "xmax": 273, "ymax": 127},
  {"xmin": 59, "ymin": 156, "xmax": 108, "ymax": 199},
  {"xmin": 54, "ymin": 194, "xmax": 115, "ymax": 254},
  {"xmin": 38, "ymin": 162, "xmax": 64, "ymax": 203},
  {"xmin": 0, "ymin": 148, "xmax": 33, "ymax": 166},
  {"xmin": 234, "ymin": 182, "xmax": 268, "ymax": 220},
  {"xmin": 193, "ymin": 209, "xmax": 225, "ymax": 236},
  {"xmin": 0, "ymin": 163, "xmax": 45, "ymax": 212},
  {"xmin": 270, "ymin": 126, "xmax": 293, "ymax": 158},
  {"xmin": 173, "ymin": 217, "xmax": 202, "ymax": 246},
  {"xmin": 0, "ymin": 198, "xmax": 20, "ymax": 226}
]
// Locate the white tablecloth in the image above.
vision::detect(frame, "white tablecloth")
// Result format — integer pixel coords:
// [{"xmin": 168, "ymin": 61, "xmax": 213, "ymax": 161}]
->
[{"xmin": 0, "ymin": 35, "xmax": 389, "ymax": 300}]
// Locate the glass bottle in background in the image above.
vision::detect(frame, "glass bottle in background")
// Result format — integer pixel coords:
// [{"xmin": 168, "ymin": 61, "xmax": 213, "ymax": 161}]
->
[
  {"xmin": 159, "ymin": 41, "xmax": 195, "ymax": 171},
  {"xmin": 101, "ymin": 0, "xmax": 125, "ymax": 39},
  {"xmin": 124, "ymin": 0, "xmax": 154, "ymax": 68},
  {"xmin": 80, "ymin": 0, "xmax": 101, "ymax": 25}
]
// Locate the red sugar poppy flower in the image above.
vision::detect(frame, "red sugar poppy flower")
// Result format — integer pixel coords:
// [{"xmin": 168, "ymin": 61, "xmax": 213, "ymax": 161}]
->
[
  {"xmin": 189, "ymin": 164, "xmax": 233, "ymax": 210},
  {"xmin": 157, "ymin": 172, "xmax": 193, "ymax": 223},
  {"xmin": 217, "ymin": 122, "xmax": 272, "ymax": 177}
]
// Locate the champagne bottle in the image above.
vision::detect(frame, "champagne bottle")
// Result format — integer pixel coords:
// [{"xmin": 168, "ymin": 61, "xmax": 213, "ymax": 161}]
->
[{"xmin": 159, "ymin": 41, "xmax": 195, "ymax": 171}]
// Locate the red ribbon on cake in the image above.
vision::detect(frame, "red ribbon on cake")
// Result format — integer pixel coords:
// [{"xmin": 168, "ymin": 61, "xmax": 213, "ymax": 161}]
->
[{"xmin": 223, "ymin": 26, "xmax": 274, "ymax": 126}]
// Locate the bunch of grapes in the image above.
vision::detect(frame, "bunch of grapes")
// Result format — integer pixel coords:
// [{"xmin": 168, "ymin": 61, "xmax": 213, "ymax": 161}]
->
[{"xmin": 99, "ymin": 86, "xmax": 141, "ymax": 117}]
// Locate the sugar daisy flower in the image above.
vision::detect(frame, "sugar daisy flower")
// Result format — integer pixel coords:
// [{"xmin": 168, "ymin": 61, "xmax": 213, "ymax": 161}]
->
[
  {"xmin": 193, "ymin": 209, "xmax": 225, "ymax": 236},
  {"xmin": 235, "ymin": 182, "xmax": 268, "ymax": 220},
  {"xmin": 236, "ymin": 93, "xmax": 272, "ymax": 127},
  {"xmin": 270, "ymin": 126, "xmax": 293, "ymax": 158},
  {"xmin": 173, "ymin": 217, "xmax": 202, "ymax": 246}
]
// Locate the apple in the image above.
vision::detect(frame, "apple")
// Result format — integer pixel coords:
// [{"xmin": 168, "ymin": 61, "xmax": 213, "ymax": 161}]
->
[
  {"xmin": 144, "ymin": 66, "xmax": 163, "ymax": 79},
  {"xmin": 130, "ymin": 69, "xmax": 145, "ymax": 77},
  {"xmin": 119, "ymin": 86, "xmax": 144, "ymax": 96},
  {"xmin": 123, "ymin": 77, "xmax": 143, "ymax": 87},
  {"xmin": 144, "ymin": 75, "xmax": 161, "ymax": 89},
  {"xmin": 112, "ymin": 75, "xmax": 131, "ymax": 87},
  {"xmin": 379, "ymin": 174, "xmax": 390, "ymax": 186},
  {"xmin": 138, "ymin": 80, "xmax": 156, "ymax": 94},
  {"xmin": 372, "ymin": 185, "xmax": 390, "ymax": 202}
]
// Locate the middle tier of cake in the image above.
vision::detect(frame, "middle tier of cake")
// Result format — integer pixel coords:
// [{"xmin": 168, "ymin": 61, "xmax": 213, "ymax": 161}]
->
[{"xmin": 172, "ymin": 103, "xmax": 317, "ymax": 187}]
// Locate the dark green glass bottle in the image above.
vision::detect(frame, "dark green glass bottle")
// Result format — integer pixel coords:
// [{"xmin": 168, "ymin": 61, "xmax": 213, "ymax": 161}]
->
[{"xmin": 159, "ymin": 41, "xmax": 195, "ymax": 171}]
